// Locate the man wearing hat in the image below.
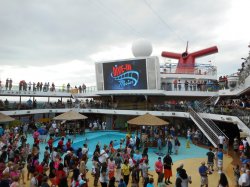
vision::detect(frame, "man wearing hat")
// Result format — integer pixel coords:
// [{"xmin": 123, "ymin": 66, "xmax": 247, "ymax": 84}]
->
[{"xmin": 199, "ymin": 161, "xmax": 209, "ymax": 187}]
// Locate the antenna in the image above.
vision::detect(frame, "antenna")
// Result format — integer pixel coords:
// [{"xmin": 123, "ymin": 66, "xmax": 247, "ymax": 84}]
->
[{"xmin": 186, "ymin": 41, "xmax": 189, "ymax": 52}]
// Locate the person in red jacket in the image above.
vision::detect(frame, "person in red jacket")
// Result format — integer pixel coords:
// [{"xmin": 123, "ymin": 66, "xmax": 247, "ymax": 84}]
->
[
  {"xmin": 47, "ymin": 136, "xmax": 54, "ymax": 153},
  {"xmin": 66, "ymin": 139, "xmax": 72, "ymax": 151},
  {"xmin": 155, "ymin": 157, "xmax": 163, "ymax": 174},
  {"xmin": 57, "ymin": 137, "xmax": 64, "ymax": 153}
]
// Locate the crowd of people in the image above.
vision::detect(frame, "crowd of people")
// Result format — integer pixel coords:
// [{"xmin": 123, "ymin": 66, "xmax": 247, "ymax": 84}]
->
[
  {"xmin": 0, "ymin": 118, "xmax": 244, "ymax": 187},
  {"xmin": 0, "ymin": 79, "xmax": 87, "ymax": 94},
  {"xmin": 161, "ymin": 79, "xmax": 221, "ymax": 92}
]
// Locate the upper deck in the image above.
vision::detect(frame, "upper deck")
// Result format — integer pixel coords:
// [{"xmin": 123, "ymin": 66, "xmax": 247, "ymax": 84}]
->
[{"xmin": 160, "ymin": 62, "xmax": 217, "ymax": 80}]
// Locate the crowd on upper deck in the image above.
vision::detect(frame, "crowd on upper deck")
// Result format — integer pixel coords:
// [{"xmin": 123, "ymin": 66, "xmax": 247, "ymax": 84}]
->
[{"xmin": 0, "ymin": 79, "xmax": 87, "ymax": 94}]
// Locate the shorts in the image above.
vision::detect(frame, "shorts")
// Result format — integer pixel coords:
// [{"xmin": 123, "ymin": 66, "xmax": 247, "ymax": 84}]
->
[
  {"xmin": 219, "ymin": 144, "xmax": 223, "ymax": 149},
  {"xmin": 218, "ymin": 160, "xmax": 223, "ymax": 168},
  {"xmin": 201, "ymin": 176, "xmax": 208, "ymax": 185},
  {"xmin": 207, "ymin": 162, "xmax": 214, "ymax": 168}
]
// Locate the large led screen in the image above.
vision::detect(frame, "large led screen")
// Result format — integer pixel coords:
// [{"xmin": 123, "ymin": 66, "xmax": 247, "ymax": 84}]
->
[{"xmin": 103, "ymin": 59, "xmax": 148, "ymax": 90}]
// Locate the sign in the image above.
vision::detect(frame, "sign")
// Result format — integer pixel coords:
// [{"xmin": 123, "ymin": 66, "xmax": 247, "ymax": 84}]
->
[{"xmin": 103, "ymin": 59, "xmax": 148, "ymax": 90}]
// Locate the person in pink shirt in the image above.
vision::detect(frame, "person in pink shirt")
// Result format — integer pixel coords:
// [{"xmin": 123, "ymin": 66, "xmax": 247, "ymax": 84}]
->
[
  {"xmin": 33, "ymin": 130, "xmax": 40, "ymax": 143},
  {"xmin": 155, "ymin": 157, "xmax": 164, "ymax": 181},
  {"xmin": 10, "ymin": 164, "xmax": 20, "ymax": 183},
  {"xmin": 108, "ymin": 157, "xmax": 116, "ymax": 179},
  {"xmin": 10, "ymin": 176, "xmax": 20, "ymax": 187}
]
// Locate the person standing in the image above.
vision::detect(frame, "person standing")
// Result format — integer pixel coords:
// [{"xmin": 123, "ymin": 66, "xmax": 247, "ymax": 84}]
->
[
  {"xmin": 92, "ymin": 153, "xmax": 100, "ymax": 187},
  {"xmin": 218, "ymin": 134, "xmax": 225, "ymax": 149},
  {"xmin": 167, "ymin": 137, "xmax": 173, "ymax": 155},
  {"xmin": 238, "ymin": 168, "xmax": 250, "ymax": 187},
  {"xmin": 99, "ymin": 162, "xmax": 109, "ymax": 187},
  {"xmin": 9, "ymin": 79, "xmax": 12, "ymax": 90},
  {"xmin": 121, "ymin": 159, "xmax": 130, "ymax": 186},
  {"xmin": 206, "ymin": 148, "xmax": 215, "ymax": 171},
  {"xmin": 175, "ymin": 167, "xmax": 192, "ymax": 187},
  {"xmin": 108, "ymin": 157, "xmax": 116, "ymax": 180},
  {"xmin": 0, "ymin": 80, "xmax": 2, "ymax": 92},
  {"xmin": 233, "ymin": 138, "xmax": 239, "ymax": 155},
  {"xmin": 174, "ymin": 136, "xmax": 181, "ymax": 155},
  {"xmin": 198, "ymin": 161, "xmax": 209, "ymax": 187},
  {"xmin": 217, "ymin": 148, "xmax": 224, "ymax": 174},
  {"xmin": 82, "ymin": 83, "xmax": 86, "ymax": 93},
  {"xmin": 155, "ymin": 157, "xmax": 163, "ymax": 175},
  {"xmin": 67, "ymin": 83, "xmax": 70, "ymax": 93},
  {"xmin": 214, "ymin": 147, "xmax": 219, "ymax": 171},
  {"xmin": 5, "ymin": 78, "xmax": 9, "ymax": 90},
  {"xmin": 178, "ymin": 80, "xmax": 182, "ymax": 91},
  {"xmin": 141, "ymin": 159, "xmax": 151, "ymax": 186},
  {"xmin": 185, "ymin": 80, "xmax": 189, "ymax": 91},
  {"xmin": 163, "ymin": 154, "xmax": 173, "ymax": 185},
  {"xmin": 157, "ymin": 137, "xmax": 162, "ymax": 154},
  {"xmin": 115, "ymin": 153, "xmax": 123, "ymax": 182},
  {"xmin": 173, "ymin": 79, "xmax": 177, "ymax": 91}
]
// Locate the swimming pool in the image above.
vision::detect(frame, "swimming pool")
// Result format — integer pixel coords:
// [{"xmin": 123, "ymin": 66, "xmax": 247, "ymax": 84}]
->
[
  {"xmin": 27, "ymin": 130, "xmax": 209, "ymax": 170},
  {"xmin": 68, "ymin": 131, "xmax": 126, "ymax": 155}
]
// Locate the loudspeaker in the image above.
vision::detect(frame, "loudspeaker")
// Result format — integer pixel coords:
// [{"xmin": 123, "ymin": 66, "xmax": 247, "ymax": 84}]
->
[
  {"xmin": 146, "ymin": 56, "xmax": 160, "ymax": 89},
  {"xmin": 95, "ymin": 63, "xmax": 104, "ymax": 90}
]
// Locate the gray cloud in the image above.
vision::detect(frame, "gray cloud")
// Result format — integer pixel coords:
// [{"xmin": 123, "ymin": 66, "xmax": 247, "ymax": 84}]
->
[{"xmin": 0, "ymin": 0, "xmax": 249, "ymax": 83}]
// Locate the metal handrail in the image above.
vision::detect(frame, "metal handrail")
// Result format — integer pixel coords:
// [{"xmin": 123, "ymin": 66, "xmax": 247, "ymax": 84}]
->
[
  {"xmin": 189, "ymin": 107, "xmax": 218, "ymax": 147},
  {"xmin": 194, "ymin": 101, "xmax": 229, "ymax": 144},
  {"xmin": 196, "ymin": 95, "xmax": 220, "ymax": 112}
]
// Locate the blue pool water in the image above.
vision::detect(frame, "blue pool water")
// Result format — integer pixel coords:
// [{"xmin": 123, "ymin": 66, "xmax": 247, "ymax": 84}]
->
[{"xmin": 27, "ymin": 130, "xmax": 209, "ymax": 171}]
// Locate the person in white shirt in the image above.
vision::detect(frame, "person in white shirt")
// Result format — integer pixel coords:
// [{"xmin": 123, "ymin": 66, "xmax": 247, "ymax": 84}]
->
[
  {"xmin": 82, "ymin": 144, "xmax": 89, "ymax": 155},
  {"xmin": 242, "ymin": 138, "xmax": 248, "ymax": 151},
  {"xmin": 129, "ymin": 157, "xmax": 135, "ymax": 168},
  {"xmin": 218, "ymin": 135, "xmax": 225, "ymax": 149},
  {"xmin": 99, "ymin": 146, "xmax": 109, "ymax": 164},
  {"xmin": 239, "ymin": 169, "xmax": 250, "ymax": 187},
  {"xmin": 30, "ymin": 172, "xmax": 39, "ymax": 187},
  {"xmin": 52, "ymin": 121, "xmax": 57, "ymax": 129}
]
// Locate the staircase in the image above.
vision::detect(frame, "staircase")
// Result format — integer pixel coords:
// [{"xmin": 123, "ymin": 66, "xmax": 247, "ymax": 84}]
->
[
  {"xmin": 189, "ymin": 106, "xmax": 229, "ymax": 147},
  {"xmin": 70, "ymin": 93, "xmax": 81, "ymax": 109},
  {"xmin": 196, "ymin": 94, "xmax": 220, "ymax": 112}
]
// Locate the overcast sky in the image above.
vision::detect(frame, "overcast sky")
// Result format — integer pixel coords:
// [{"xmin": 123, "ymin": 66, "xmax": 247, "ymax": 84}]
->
[{"xmin": 0, "ymin": 0, "xmax": 249, "ymax": 87}]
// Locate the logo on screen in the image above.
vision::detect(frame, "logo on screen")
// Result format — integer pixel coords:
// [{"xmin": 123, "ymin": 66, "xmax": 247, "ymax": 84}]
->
[{"xmin": 111, "ymin": 64, "xmax": 139, "ymax": 88}]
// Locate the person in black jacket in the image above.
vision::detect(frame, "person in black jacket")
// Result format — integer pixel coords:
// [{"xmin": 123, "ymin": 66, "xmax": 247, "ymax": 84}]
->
[{"xmin": 163, "ymin": 154, "xmax": 173, "ymax": 185}]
